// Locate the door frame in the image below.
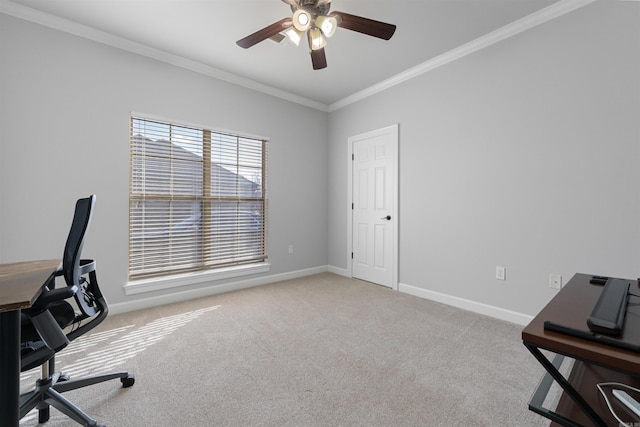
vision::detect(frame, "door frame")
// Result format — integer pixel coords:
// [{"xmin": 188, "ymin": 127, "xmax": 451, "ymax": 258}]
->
[{"xmin": 347, "ymin": 124, "xmax": 399, "ymax": 290}]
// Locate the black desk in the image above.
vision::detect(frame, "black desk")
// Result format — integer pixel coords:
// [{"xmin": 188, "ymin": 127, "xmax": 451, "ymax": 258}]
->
[
  {"xmin": 0, "ymin": 260, "xmax": 60, "ymax": 427},
  {"xmin": 522, "ymin": 273, "xmax": 640, "ymax": 426}
]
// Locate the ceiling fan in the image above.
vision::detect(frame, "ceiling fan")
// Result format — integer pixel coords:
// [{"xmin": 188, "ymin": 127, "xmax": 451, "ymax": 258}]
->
[{"xmin": 236, "ymin": 0, "xmax": 396, "ymax": 70}]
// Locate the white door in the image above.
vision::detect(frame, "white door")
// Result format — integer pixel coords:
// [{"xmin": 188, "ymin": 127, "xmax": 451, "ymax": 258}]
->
[{"xmin": 350, "ymin": 125, "xmax": 398, "ymax": 289}]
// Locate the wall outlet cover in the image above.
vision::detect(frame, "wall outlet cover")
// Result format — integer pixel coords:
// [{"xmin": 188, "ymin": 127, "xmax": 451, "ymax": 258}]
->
[{"xmin": 549, "ymin": 274, "xmax": 562, "ymax": 289}]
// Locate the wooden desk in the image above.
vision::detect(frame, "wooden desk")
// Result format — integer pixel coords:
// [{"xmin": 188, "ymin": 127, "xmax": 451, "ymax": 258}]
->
[
  {"xmin": 0, "ymin": 260, "xmax": 60, "ymax": 427},
  {"xmin": 522, "ymin": 273, "xmax": 640, "ymax": 426}
]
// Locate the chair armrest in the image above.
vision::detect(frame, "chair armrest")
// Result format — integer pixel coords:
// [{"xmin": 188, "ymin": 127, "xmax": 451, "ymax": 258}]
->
[{"xmin": 34, "ymin": 284, "xmax": 79, "ymax": 306}]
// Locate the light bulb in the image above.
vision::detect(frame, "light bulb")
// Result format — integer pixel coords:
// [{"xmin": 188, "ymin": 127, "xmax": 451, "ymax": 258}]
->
[
  {"xmin": 308, "ymin": 27, "xmax": 326, "ymax": 50},
  {"xmin": 285, "ymin": 27, "xmax": 303, "ymax": 46},
  {"xmin": 315, "ymin": 15, "xmax": 337, "ymax": 38},
  {"xmin": 293, "ymin": 9, "xmax": 311, "ymax": 32}
]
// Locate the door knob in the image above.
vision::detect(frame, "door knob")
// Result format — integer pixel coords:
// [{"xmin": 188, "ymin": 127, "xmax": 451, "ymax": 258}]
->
[{"xmin": 381, "ymin": 215, "xmax": 391, "ymax": 220}]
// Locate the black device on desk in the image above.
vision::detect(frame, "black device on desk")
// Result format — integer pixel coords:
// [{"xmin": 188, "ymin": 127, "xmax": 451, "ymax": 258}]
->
[
  {"xmin": 543, "ymin": 277, "xmax": 637, "ymax": 352},
  {"xmin": 587, "ymin": 278, "xmax": 630, "ymax": 335}
]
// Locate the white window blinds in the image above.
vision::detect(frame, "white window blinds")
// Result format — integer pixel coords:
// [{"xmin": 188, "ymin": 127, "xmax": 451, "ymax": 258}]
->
[{"xmin": 129, "ymin": 117, "xmax": 267, "ymax": 279}]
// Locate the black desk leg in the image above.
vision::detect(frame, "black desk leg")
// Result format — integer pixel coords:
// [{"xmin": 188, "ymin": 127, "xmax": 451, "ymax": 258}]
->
[
  {"xmin": 525, "ymin": 343, "xmax": 607, "ymax": 427},
  {"xmin": 0, "ymin": 310, "xmax": 20, "ymax": 427}
]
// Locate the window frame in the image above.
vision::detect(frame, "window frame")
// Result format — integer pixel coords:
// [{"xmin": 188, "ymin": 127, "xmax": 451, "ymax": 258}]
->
[{"xmin": 126, "ymin": 113, "xmax": 269, "ymax": 293}]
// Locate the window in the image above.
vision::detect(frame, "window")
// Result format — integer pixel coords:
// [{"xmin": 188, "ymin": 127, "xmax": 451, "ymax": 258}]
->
[{"xmin": 129, "ymin": 116, "xmax": 267, "ymax": 280}]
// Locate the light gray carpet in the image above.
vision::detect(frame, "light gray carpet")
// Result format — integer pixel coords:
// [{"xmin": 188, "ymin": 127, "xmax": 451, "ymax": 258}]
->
[{"xmin": 20, "ymin": 273, "xmax": 553, "ymax": 426}]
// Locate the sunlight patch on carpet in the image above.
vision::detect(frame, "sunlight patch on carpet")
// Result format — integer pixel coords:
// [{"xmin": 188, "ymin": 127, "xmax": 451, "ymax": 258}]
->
[
  {"xmin": 61, "ymin": 305, "xmax": 221, "ymax": 377},
  {"xmin": 19, "ymin": 305, "xmax": 220, "ymax": 424}
]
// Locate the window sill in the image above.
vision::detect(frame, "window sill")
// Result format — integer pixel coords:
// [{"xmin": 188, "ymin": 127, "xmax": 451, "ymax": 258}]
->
[{"xmin": 123, "ymin": 262, "xmax": 271, "ymax": 296}]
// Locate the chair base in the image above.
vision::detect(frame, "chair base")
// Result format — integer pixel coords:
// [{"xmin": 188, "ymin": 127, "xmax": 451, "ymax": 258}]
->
[{"xmin": 20, "ymin": 370, "xmax": 135, "ymax": 426}]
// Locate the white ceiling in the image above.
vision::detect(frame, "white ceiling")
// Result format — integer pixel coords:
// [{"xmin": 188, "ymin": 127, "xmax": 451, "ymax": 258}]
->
[{"xmin": 3, "ymin": 0, "xmax": 570, "ymax": 108}]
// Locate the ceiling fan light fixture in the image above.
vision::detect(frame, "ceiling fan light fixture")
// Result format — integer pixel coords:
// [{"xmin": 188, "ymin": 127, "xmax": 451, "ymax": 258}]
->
[
  {"xmin": 293, "ymin": 9, "xmax": 311, "ymax": 32},
  {"xmin": 308, "ymin": 27, "xmax": 326, "ymax": 51},
  {"xmin": 284, "ymin": 27, "xmax": 304, "ymax": 46},
  {"xmin": 235, "ymin": 2, "xmax": 396, "ymax": 70},
  {"xmin": 315, "ymin": 15, "xmax": 337, "ymax": 38}
]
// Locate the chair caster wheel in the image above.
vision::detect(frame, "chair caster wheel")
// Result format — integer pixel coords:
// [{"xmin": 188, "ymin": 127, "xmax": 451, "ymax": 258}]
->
[
  {"xmin": 121, "ymin": 373, "xmax": 135, "ymax": 388},
  {"xmin": 38, "ymin": 407, "xmax": 50, "ymax": 423}
]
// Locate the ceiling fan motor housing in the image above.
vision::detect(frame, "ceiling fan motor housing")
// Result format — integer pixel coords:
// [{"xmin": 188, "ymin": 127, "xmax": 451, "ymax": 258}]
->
[{"xmin": 290, "ymin": 0, "xmax": 331, "ymax": 16}]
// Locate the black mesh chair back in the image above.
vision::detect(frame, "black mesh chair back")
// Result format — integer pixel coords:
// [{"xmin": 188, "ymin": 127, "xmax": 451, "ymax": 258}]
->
[
  {"xmin": 61, "ymin": 195, "xmax": 100, "ymax": 318},
  {"xmin": 62, "ymin": 196, "xmax": 93, "ymax": 303}
]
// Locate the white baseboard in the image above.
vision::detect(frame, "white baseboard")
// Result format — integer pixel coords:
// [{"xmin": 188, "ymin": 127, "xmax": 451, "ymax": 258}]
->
[
  {"xmin": 327, "ymin": 265, "xmax": 349, "ymax": 277},
  {"xmin": 110, "ymin": 265, "xmax": 328, "ymax": 315},
  {"xmin": 112, "ymin": 265, "xmax": 534, "ymax": 326},
  {"xmin": 398, "ymin": 282, "xmax": 534, "ymax": 326},
  {"xmin": 326, "ymin": 265, "xmax": 533, "ymax": 325}
]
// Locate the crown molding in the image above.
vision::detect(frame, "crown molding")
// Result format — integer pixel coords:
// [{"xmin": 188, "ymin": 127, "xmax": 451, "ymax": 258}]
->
[
  {"xmin": 328, "ymin": 0, "xmax": 595, "ymax": 112},
  {"xmin": 0, "ymin": 0, "xmax": 330, "ymax": 112},
  {"xmin": 2, "ymin": 0, "xmax": 594, "ymax": 113}
]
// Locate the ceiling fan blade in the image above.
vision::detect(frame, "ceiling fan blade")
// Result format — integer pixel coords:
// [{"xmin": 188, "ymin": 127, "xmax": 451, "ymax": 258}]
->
[
  {"xmin": 310, "ymin": 48, "xmax": 327, "ymax": 70},
  {"xmin": 236, "ymin": 18, "xmax": 293, "ymax": 49},
  {"xmin": 280, "ymin": 0, "xmax": 300, "ymax": 6},
  {"xmin": 332, "ymin": 11, "xmax": 396, "ymax": 40}
]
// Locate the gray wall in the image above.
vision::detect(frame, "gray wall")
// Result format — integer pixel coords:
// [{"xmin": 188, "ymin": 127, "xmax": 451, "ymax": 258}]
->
[
  {"xmin": 2, "ymin": 0, "xmax": 639, "ymax": 320},
  {"xmin": 328, "ymin": 0, "xmax": 640, "ymax": 317},
  {"xmin": 0, "ymin": 14, "xmax": 328, "ymax": 307}
]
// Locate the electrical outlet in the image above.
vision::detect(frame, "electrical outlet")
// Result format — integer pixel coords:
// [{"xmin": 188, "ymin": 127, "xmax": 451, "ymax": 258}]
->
[
  {"xmin": 496, "ymin": 266, "xmax": 506, "ymax": 281},
  {"xmin": 288, "ymin": 244, "xmax": 294, "ymax": 254},
  {"xmin": 549, "ymin": 274, "xmax": 562, "ymax": 290}
]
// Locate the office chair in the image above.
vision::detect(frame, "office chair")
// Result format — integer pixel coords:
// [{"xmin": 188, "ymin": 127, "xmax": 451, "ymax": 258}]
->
[{"xmin": 19, "ymin": 195, "xmax": 134, "ymax": 427}]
